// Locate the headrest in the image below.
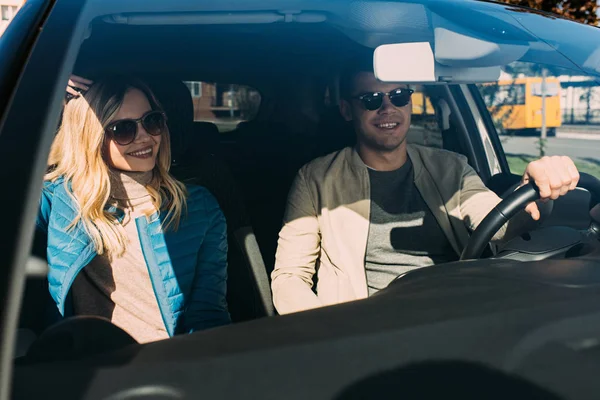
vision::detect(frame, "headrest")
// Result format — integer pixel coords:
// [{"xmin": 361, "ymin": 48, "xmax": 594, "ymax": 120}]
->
[
  {"xmin": 147, "ymin": 80, "xmax": 194, "ymax": 163},
  {"xmin": 189, "ymin": 121, "xmax": 220, "ymax": 154}
]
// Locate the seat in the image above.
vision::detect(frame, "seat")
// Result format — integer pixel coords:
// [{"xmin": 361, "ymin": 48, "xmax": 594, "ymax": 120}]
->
[
  {"xmin": 143, "ymin": 79, "xmax": 275, "ymax": 321},
  {"xmin": 191, "ymin": 121, "xmax": 221, "ymax": 155},
  {"xmin": 317, "ymin": 105, "xmax": 355, "ymax": 156},
  {"xmin": 225, "ymin": 119, "xmax": 316, "ymax": 274}
]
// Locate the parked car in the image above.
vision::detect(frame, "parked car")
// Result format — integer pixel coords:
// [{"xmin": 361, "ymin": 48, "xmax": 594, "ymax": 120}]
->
[{"xmin": 1, "ymin": 0, "xmax": 600, "ymax": 399}]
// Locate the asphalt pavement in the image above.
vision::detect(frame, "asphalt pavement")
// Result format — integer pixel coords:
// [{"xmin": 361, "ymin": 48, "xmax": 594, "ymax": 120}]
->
[{"xmin": 501, "ymin": 130, "xmax": 600, "ymax": 162}]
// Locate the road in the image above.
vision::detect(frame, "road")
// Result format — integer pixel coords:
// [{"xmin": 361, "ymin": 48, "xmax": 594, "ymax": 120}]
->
[{"xmin": 501, "ymin": 134, "xmax": 600, "ymax": 162}]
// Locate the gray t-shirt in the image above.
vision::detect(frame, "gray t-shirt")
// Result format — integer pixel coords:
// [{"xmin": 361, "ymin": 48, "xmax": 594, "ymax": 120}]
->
[{"xmin": 365, "ymin": 159, "xmax": 457, "ymax": 295}]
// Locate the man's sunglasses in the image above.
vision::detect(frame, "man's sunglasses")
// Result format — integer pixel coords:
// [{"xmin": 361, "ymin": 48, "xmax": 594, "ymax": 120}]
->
[
  {"xmin": 105, "ymin": 110, "xmax": 167, "ymax": 146},
  {"xmin": 352, "ymin": 88, "xmax": 414, "ymax": 111}
]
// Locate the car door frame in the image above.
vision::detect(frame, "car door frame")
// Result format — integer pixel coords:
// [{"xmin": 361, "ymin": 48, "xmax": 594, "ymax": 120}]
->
[
  {"xmin": 450, "ymin": 84, "xmax": 508, "ymax": 184},
  {"xmin": 0, "ymin": 0, "xmax": 90, "ymax": 398},
  {"xmin": 465, "ymin": 83, "xmax": 513, "ymax": 174}
]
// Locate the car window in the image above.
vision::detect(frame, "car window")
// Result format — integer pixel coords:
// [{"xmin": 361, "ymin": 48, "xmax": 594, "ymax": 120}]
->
[
  {"xmin": 184, "ymin": 81, "xmax": 261, "ymax": 133},
  {"xmin": 476, "ymin": 62, "xmax": 600, "ymax": 180},
  {"xmin": 407, "ymin": 85, "xmax": 443, "ymax": 149},
  {"xmin": 0, "ymin": 1, "xmax": 22, "ymax": 37}
]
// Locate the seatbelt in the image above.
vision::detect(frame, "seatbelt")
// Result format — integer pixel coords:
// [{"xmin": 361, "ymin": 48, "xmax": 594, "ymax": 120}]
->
[{"xmin": 233, "ymin": 227, "xmax": 275, "ymax": 317}]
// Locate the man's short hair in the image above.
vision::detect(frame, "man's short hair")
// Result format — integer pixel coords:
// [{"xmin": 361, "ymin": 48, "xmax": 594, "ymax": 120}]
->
[{"xmin": 339, "ymin": 54, "xmax": 375, "ymax": 100}]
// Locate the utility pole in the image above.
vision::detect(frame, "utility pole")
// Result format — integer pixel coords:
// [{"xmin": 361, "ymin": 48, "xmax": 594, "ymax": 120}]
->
[
  {"xmin": 541, "ymin": 68, "xmax": 547, "ymax": 140},
  {"xmin": 539, "ymin": 68, "xmax": 547, "ymax": 157},
  {"xmin": 229, "ymin": 84, "xmax": 235, "ymax": 118}
]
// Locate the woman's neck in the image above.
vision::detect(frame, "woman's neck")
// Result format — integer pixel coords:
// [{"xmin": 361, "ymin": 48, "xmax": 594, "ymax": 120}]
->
[{"xmin": 109, "ymin": 169, "xmax": 153, "ymax": 201}]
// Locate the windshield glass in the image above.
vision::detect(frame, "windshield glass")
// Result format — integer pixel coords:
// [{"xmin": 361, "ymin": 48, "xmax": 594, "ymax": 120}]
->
[
  {"xmin": 14, "ymin": 0, "xmax": 600, "ymax": 364},
  {"xmin": 424, "ymin": 0, "xmax": 600, "ymax": 82}
]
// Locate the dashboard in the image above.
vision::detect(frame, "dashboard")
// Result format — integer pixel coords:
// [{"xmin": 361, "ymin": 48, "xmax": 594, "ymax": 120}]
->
[{"xmin": 13, "ymin": 256, "xmax": 600, "ymax": 399}]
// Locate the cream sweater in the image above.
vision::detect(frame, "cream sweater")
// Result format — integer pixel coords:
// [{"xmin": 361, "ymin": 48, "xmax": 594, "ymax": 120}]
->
[{"xmin": 71, "ymin": 170, "xmax": 168, "ymax": 343}]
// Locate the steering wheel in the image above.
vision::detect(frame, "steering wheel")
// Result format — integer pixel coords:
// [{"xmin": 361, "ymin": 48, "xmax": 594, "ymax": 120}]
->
[
  {"xmin": 460, "ymin": 172, "xmax": 600, "ymax": 260},
  {"xmin": 19, "ymin": 316, "xmax": 137, "ymax": 364}
]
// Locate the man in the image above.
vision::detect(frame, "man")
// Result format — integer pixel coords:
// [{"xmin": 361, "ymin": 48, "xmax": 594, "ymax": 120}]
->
[{"xmin": 271, "ymin": 62, "xmax": 580, "ymax": 315}]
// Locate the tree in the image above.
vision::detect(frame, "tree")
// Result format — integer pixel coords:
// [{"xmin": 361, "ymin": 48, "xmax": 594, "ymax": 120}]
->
[
  {"xmin": 499, "ymin": 0, "xmax": 598, "ymax": 25},
  {"xmin": 479, "ymin": 81, "xmax": 521, "ymax": 134}
]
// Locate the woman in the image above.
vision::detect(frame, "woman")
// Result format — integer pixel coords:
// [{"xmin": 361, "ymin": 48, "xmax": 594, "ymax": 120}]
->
[{"xmin": 36, "ymin": 76, "xmax": 230, "ymax": 343}]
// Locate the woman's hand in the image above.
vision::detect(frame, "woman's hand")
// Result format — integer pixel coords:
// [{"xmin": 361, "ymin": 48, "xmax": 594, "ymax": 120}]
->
[{"xmin": 66, "ymin": 75, "xmax": 93, "ymax": 98}]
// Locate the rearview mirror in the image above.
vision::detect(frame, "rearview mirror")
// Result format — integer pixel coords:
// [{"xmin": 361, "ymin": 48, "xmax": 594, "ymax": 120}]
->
[{"xmin": 374, "ymin": 42, "xmax": 502, "ymax": 84}]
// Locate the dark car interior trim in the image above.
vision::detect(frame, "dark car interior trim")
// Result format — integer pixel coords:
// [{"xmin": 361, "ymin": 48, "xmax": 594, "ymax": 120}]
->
[{"xmin": 0, "ymin": 0, "xmax": 86, "ymax": 396}]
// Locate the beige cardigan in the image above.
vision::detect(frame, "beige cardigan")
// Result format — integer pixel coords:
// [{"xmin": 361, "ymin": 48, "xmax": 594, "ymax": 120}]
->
[{"xmin": 271, "ymin": 144, "xmax": 532, "ymax": 315}]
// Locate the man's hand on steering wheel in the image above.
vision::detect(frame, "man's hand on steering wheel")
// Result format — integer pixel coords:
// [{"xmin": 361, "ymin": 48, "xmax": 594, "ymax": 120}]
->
[{"xmin": 521, "ymin": 156, "xmax": 580, "ymax": 221}]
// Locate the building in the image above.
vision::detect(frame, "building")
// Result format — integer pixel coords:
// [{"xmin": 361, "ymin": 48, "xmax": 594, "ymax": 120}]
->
[
  {"xmin": 0, "ymin": 0, "xmax": 24, "ymax": 36},
  {"xmin": 558, "ymin": 75, "xmax": 600, "ymax": 125},
  {"xmin": 184, "ymin": 81, "xmax": 261, "ymax": 122}
]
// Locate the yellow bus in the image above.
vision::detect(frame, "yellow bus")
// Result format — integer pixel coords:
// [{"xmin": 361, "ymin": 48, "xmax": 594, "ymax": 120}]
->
[
  {"xmin": 485, "ymin": 77, "xmax": 562, "ymax": 136},
  {"xmin": 412, "ymin": 90, "xmax": 435, "ymax": 115},
  {"xmin": 408, "ymin": 87, "xmax": 442, "ymax": 148}
]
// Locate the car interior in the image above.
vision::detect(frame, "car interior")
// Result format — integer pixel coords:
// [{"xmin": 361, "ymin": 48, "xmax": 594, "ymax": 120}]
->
[
  {"xmin": 8, "ymin": 1, "xmax": 600, "ymax": 398},
  {"xmin": 17, "ymin": 28, "xmax": 452, "ymax": 306},
  {"xmin": 18, "ymin": 10, "xmax": 600, "ymax": 345}
]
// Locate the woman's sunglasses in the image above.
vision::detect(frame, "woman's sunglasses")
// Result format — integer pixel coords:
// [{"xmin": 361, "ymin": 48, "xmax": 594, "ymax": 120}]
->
[
  {"xmin": 352, "ymin": 88, "xmax": 414, "ymax": 111},
  {"xmin": 105, "ymin": 110, "xmax": 167, "ymax": 146}
]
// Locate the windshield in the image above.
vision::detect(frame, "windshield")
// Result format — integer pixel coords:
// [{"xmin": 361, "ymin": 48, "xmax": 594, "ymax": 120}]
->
[
  {"xmin": 11, "ymin": 0, "xmax": 600, "ymax": 379},
  {"xmin": 426, "ymin": 0, "xmax": 600, "ymax": 82}
]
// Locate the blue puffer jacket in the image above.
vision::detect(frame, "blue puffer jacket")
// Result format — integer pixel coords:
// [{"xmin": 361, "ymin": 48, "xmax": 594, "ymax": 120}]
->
[{"xmin": 36, "ymin": 177, "xmax": 231, "ymax": 336}]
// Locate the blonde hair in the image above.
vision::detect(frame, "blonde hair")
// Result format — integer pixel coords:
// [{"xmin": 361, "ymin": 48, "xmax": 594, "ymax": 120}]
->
[{"xmin": 46, "ymin": 77, "xmax": 187, "ymax": 258}]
